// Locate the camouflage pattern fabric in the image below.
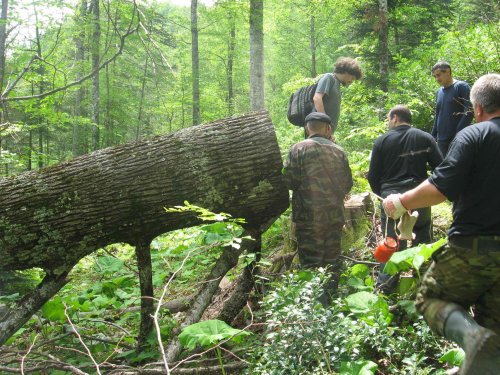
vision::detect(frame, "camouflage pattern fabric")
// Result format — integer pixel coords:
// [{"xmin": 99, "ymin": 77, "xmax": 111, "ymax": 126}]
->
[
  {"xmin": 295, "ymin": 222, "xmax": 344, "ymax": 268},
  {"xmin": 283, "ymin": 136, "xmax": 353, "ymax": 224},
  {"xmin": 283, "ymin": 135, "xmax": 352, "ymax": 270},
  {"xmin": 415, "ymin": 242, "xmax": 500, "ymax": 335}
]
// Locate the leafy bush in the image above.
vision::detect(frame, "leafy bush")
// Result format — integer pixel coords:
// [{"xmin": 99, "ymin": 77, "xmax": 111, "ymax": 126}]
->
[{"xmin": 248, "ymin": 268, "xmax": 448, "ymax": 374}]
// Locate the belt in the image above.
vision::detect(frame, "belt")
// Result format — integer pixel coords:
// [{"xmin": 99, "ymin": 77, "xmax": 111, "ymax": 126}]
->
[{"xmin": 449, "ymin": 236, "xmax": 500, "ymax": 252}]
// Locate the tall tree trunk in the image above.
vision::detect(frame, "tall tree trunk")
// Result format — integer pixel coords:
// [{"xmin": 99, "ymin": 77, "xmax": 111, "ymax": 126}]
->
[
  {"xmin": 310, "ymin": 15, "xmax": 316, "ymax": 78},
  {"xmin": 104, "ymin": 63, "xmax": 112, "ymax": 147},
  {"xmin": 0, "ymin": 111, "xmax": 288, "ymax": 272},
  {"xmin": 0, "ymin": 0, "xmax": 7, "ymax": 154},
  {"xmin": 28, "ymin": 129, "xmax": 33, "ymax": 171},
  {"xmin": 91, "ymin": 0, "xmax": 100, "ymax": 150},
  {"xmin": 378, "ymin": 0, "xmax": 389, "ymax": 93},
  {"xmin": 191, "ymin": 0, "xmax": 200, "ymax": 125},
  {"xmin": 249, "ymin": 0, "xmax": 264, "ymax": 111},
  {"xmin": 34, "ymin": 19, "xmax": 45, "ymax": 169},
  {"xmin": 73, "ymin": 0, "xmax": 87, "ymax": 157},
  {"xmin": 136, "ymin": 55, "xmax": 149, "ymax": 141},
  {"xmin": 0, "ymin": 0, "xmax": 8, "ymax": 94},
  {"xmin": 227, "ymin": 14, "xmax": 236, "ymax": 116}
]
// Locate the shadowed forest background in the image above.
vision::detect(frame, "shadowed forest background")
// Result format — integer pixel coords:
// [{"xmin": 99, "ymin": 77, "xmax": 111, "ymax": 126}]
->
[{"xmin": 0, "ymin": 0, "xmax": 499, "ymax": 373}]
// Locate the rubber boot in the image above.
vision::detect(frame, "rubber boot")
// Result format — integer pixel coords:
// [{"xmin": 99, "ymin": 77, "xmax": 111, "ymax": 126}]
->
[
  {"xmin": 375, "ymin": 264, "xmax": 399, "ymax": 294},
  {"xmin": 443, "ymin": 309, "xmax": 500, "ymax": 375}
]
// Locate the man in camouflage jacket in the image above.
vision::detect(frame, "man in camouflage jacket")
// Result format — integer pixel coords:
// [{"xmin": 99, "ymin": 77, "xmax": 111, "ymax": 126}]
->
[{"xmin": 283, "ymin": 112, "xmax": 353, "ymax": 292}]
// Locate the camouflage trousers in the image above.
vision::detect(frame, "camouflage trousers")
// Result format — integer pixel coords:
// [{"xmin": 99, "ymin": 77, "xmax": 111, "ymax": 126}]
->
[
  {"xmin": 415, "ymin": 240, "xmax": 500, "ymax": 335},
  {"xmin": 294, "ymin": 221, "xmax": 343, "ymax": 269}
]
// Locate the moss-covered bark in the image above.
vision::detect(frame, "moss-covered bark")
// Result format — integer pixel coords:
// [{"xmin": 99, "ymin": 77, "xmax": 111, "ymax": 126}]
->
[{"xmin": 0, "ymin": 111, "xmax": 289, "ymax": 272}]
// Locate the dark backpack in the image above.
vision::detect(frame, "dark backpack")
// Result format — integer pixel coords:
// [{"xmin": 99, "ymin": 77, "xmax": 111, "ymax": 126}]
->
[{"xmin": 287, "ymin": 82, "xmax": 318, "ymax": 127}]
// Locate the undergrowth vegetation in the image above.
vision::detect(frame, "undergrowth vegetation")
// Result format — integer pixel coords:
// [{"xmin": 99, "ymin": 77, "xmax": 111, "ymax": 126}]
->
[{"xmin": 1, "ymin": 201, "xmax": 463, "ymax": 374}]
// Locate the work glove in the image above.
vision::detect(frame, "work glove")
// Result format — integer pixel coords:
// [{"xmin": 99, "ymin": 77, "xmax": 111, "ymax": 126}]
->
[
  {"xmin": 397, "ymin": 211, "xmax": 419, "ymax": 240},
  {"xmin": 383, "ymin": 194, "xmax": 407, "ymax": 220}
]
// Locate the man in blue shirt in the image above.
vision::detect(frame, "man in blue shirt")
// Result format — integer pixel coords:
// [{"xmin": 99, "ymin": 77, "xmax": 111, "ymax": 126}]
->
[{"xmin": 431, "ymin": 61, "xmax": 473, "ymax": 156}]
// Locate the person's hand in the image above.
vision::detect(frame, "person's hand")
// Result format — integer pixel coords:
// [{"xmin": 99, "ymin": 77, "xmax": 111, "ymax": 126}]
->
[
  {"xmin": 397, "ymin": 211, "xmax": 419, "ymax": 240},
  {"xmin": 383, "ymin": 194, "xmax": 407, "ymax": 219}
]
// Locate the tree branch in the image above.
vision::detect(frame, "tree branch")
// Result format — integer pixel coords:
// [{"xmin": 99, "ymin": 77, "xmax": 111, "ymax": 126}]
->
[{"xmin": 1, "ymin": 2, "xmax": 139, "ymax": 102}]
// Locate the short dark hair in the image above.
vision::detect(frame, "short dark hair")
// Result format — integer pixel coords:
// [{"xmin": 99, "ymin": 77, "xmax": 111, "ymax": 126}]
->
[
  {"xmin": 334, "ymin": 57, "xmax": 362, "ymax": 79},
  {"xmin": 431, "ymin": 61, "xmax": 451, "ymax": 73},
  {"xmin": 388, "ymin": 105, "xmax": 412, "ymax": 123},
  {"xmin": 306, "ymin": 121, "xmax": 331, "ymax": 133}
]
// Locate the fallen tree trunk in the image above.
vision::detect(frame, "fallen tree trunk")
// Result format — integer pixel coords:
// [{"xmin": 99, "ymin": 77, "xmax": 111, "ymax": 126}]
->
[{"xmin": 0, "ymin": 111, "xmax": 289, "ymax": 272}]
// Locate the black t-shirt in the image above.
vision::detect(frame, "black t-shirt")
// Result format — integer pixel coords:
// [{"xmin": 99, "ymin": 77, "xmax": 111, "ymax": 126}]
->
[
  {"xmin": 429, "ymin": 117, "xmax": 500, "ymax": 237},
  {"xmin": 368, "ymin": 125, "xmax": 443, "ymax": 196}
]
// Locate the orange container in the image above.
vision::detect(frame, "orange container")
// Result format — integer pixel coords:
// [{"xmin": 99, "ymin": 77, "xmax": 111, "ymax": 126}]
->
[{"xmin": 373, "ymin": 236, "xmax": 398, "ymax": 262}]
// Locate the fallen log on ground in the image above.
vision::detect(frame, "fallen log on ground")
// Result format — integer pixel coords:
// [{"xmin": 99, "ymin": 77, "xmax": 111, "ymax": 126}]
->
[
  {"xmin": 0, "ymin": 111, "xmax": 289, "ymax": 346},
  {"xmin": 0, "ymin": 110, "xmax": 288, "ymax": 272}
]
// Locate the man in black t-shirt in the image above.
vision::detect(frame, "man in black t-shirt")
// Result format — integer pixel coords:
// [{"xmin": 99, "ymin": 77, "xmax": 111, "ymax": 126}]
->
[
  {"xmin": 383, "ymin": 74, "xmax": 500, "ymax": 374},
  {"xmin": 368, "ymin": 105, "xmax": 442, "ymax": 293}
]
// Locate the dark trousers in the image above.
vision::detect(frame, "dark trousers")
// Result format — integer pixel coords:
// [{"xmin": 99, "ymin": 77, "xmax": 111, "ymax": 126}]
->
[
  {"xmin": 295, "ymin": 221, "xmax": 344, "ymax": 304},
  {"xmin": 376, "ymin": 179, "xmax": 432, "ymax": 292}
]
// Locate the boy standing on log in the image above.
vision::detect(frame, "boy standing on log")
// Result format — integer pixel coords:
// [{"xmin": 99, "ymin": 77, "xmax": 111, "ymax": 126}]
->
[{"xmin": 283, "ymin": 112, "xmax": 353, "ymax": 300}]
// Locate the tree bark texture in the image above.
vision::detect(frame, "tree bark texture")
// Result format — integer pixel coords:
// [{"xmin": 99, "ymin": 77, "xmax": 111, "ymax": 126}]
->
[
  {"xmin": 135, "ymin": 240, "xmax": 155, "ymax": 349},
  {"xmin": 378, "ymin": 0, "xmax": 389, "ymax": 93},
  {"xmin": 0, "ymin": 269, "xmax": 71, "ymax": 346},
  {"xmin": 191, "ymin": 0, "xmax": 200, "ymax": 125},
  {"xmin": 249, "ymin": 0, "xmax": 264, "ymax": 111},
  {"xmin": 310, "ymin": 15, "xmax": 316, "ymax": 78},
  {"xmin": 217, "ymin": 232, "xmax": 261, "ymax": 324},
  {"xmin": 91, "ymin": 0, "xmax": 101, "ymax": 150},
  {"xmin": 0, "ymin": 111, "xmax": 288, "ymax": 272},
  {"xmin": 0, "ymin": 0, "xmax": 8, "ymax": 93}
]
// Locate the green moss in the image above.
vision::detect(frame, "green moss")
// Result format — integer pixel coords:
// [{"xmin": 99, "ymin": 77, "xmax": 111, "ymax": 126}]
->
[
  {"xmin": 248, "ymin": 180, "xmax": 274, "ymax": 199},
  {"xmin": 200, "ymin": 186, "xmax": 225, "ymax": 207},
  {"xmin": 342, "ymin": 215, "xmax": 371, "ymax": 254}
]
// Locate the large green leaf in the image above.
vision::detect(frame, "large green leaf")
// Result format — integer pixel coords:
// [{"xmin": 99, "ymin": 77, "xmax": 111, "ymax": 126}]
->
[
  {"xmin": 179, "ymin": 319, "xmax": 252, "ymax": 350},
  {"xmin": 350, "ymin": 264, "xmax": 370, "ymax": 279},
  {"xmin": 41, "ymin": 297, "xmax": 66, "ymax": 322},
  {"xmin": 397, "ymin": 300, "xmax": 419, "ymax": 320},
  {"xmin": 340, "ymin": 359, "xmax": 378, "ymax": 374},
  {"xmin": 345, "ymin": 291, "xmax": 381, "ymax": 314},
  {"xmin": 384, "ymin": 238, "xmax": 447, "ymax": 276},
  {"xmin": 439, "ymin": 348, "xmax": 465, "ymax": 366},
  {"xmin": 96, "ymin": 256, "xmax": 124, "ymax": 274}
]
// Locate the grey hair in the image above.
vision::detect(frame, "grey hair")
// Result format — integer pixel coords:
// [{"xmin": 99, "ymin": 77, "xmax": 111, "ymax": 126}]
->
[{"xmin": 470, "ymin": 74, "xmax": 500, "ymax": 114}]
